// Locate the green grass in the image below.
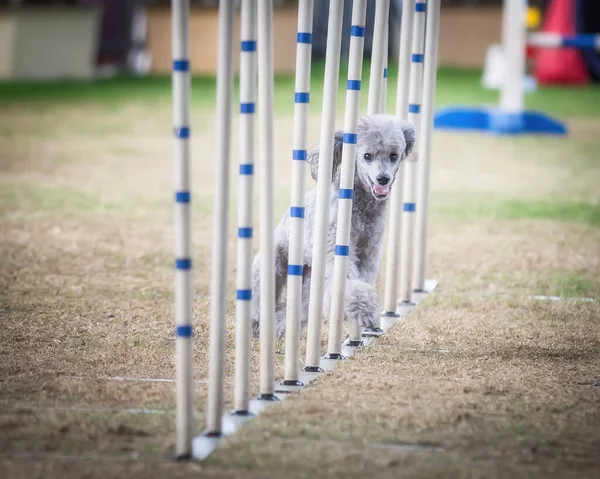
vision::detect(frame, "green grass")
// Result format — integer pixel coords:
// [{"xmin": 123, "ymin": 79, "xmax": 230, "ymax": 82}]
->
[
  {"xmin": 0, "ymin": 183, "xmax": 102, "ymax": 215},
  {"xmin": 536, "ymin": 272, "xmax": 598, "ymax": 298},
  {"xmin": 1, "ymin": 64, "xmax": 600, "ymax": 118},
  {"xmin": 434, "ymin": 197, "xmax": 600, "ymax": 226}
]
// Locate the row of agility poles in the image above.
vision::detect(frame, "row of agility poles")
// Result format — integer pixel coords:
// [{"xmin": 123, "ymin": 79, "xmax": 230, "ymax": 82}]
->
[
  {"xmin": 384, "ymin": 0, "xmax": 440, "ymax": 317},
  {"xmin": 171, "ymin": 0, "xmax": 442, "ymax": 460}
]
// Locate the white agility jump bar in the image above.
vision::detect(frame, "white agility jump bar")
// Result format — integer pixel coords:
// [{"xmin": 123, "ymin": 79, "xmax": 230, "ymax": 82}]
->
[{"xmin": 528, "ymin": 32, "xmax": 600, "ymax": 51}]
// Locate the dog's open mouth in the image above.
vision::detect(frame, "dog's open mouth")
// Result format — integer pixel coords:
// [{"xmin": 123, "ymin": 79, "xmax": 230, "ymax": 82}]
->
[{"xmin": 370, "ymin": 181, "xmax": 390, "ymax": 200}]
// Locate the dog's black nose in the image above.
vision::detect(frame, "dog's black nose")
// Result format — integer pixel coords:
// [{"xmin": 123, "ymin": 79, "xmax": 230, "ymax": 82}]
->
[{"xmin": 376, "ymin": 174, "xmax": 390, "ymax": 186}]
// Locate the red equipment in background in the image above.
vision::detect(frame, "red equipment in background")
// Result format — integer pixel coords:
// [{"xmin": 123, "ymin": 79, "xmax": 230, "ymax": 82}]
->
[{"xmin": 534, "ymin": 0, "xmax": 590, "ymax": 85}]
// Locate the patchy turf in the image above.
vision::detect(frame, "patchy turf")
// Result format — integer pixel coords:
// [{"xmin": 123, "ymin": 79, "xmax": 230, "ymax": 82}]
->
[{"xmin": 1, "ymin": 69, "xmax": 599, "ymax": 478}]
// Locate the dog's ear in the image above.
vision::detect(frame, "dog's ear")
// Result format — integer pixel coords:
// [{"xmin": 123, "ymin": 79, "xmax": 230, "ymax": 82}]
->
[
  {"xmin": 331, "ymin": 129, "xmax": 344, "ymax": 180},
  {"xmin": 307, "ymin": 129, "xmax": 344, "ymax": 182},
  {"xmin": 400, "ymin": 121, "xmax": 416, "ymax": 160}
]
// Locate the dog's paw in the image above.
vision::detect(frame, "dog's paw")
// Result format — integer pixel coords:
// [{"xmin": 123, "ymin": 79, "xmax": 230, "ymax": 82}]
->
[
  {"xmin": 275, "ymin": 316, "xmax": 287, "ymax": 339},
  {"xmin": 358, "ymin": 313, "xmax": 379, "ymax": 329},
  {"xmin": 252, "ymin": 317, "xmax": 260, "ymax": 338}
]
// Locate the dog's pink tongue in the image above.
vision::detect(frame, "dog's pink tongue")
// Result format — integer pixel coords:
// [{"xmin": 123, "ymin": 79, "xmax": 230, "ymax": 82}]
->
[{"xmin": 373, "ymin": 184, "xmax": 389, "ymax": 196}]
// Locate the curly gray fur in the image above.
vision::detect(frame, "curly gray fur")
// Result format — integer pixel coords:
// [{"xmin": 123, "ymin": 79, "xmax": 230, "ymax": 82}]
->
[{"xmin": 251, "ymin": 114, "xmax": 415, "ymax": 337}]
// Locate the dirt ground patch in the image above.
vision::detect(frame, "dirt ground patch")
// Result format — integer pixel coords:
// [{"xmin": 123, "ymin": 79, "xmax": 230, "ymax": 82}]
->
[
  {"xmin": 1, "ymin": 92, "xmax": 600, "ymax": 478},
  {"xmin": 208, "ymin": 298, "xmax": 600, "ymax": 478}
]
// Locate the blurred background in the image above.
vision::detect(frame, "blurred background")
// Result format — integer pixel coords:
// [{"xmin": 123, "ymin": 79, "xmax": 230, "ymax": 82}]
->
[{"xmin": 0, "ymin": 0, "xmax": 598, "ymax": 83}]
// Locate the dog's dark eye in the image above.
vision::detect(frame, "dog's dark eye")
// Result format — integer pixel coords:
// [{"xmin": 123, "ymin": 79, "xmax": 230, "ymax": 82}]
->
[
  {"xmin": 363, "ymin": 153, "xmax": 372, "ymax": 161},
  {"xmin": 390, "ymin": 153, "xmax": 399, "ymax": 162}
]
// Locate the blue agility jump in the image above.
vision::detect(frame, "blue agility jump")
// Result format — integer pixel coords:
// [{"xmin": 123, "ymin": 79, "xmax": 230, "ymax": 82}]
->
[{"xmin": 434, "ymin": 1, "xmax": 599, "ymax": 137}]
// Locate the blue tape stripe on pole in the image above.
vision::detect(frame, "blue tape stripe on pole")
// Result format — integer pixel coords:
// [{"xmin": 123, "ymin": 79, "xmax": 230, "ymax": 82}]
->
[
  {"xmin": 347, "ymin": 80, "xmax": 361, "ymax": 90},
  {"xmin": 173, "ymin": 60, "xmax": 190, "ymax": 71},
  {"xmin": 383, "ymin": 68, "xmax": 388, "ymax": 78},
  {"xmin": 415, "ymin": 2, "xmax": 426, "ymax": 12},
  {"xmin": 240, "ymin": 102, "xmax": 255, "ymax": 114},
  {"xmin": 288, "ymin": 265, "xmax": 304, "ymax": 276},
  {"xmin": 562, "ymin": 35, "xmax": 597, "ymax": 49},
  {"xmin": 176, "ymin": 258, "xmax": 192, "ymax": 270},
  {"xmin": 343, "ymin": 133, "xmax": 357, "ymax": 144},
  {"xmin": 176, "ymin": 325, "xmax": 193, "ymax": 337},
  {"xmin": 339, "ymin": 189, "xmax": 353, "ymax": 199},
  {"xmin": 290, "ymin": 207, "xmax": 305, "ymax": 218},
  {"xmin": 238, "ymin": 227, "xmax": 253, "ymax": 238},
  {"xmin": 292, "ymin": 149, "xmax": 307, "ymax": 160},
  {"xmin": 295, "ymin": 92, "xmax": 310, "ymax": 103},
  {"xmin": 237, "ymin": 289, "xmax": 252, "ymax": 300},
  {"xmin": 412, "ymin": 54, "xmax": 424, "ymax": 63},
  {"xmin": 297, "ymin": 32, "xmax": 313, "ymax": 44},
  {"xmin": 404, "ymin": 202, "xmax": 416, "ymax": 212},
  {"xmin": 350, "ymin": 25, "xmax": 366, "ymax": 37},
  {"xmin": 239, "ymin": 164, "xmax": 254, "ymax": 175},
  {"xmin": 409, "ymin": 104, "xmax": 421, "ymax": 114},
  {"xmin": 241, "ymin": 40, "xmax": 257, "ymax": 52},
  {"xmin": 175, "ymin": 127, "xmax": 190, "ymax": 138},
  {"xmin": 335, "ymin": 245, "xmax": 349, "ymax": 256},
  {"xmin": 175, "ymin": 191, "xmax": 191, "ymax": 203}
]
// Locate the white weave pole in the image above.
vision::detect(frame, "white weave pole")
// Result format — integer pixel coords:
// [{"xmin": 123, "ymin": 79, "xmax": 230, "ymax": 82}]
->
[
  {"xmin": 499, "ymin": 0, "xmax": 525, "ymax": 114},
  {"xmin": 282, "ymin": 0, "xmax": 314, "ymax": 386},
  {"xmin": 304, "ymin": 0, "xmax": 344, "ymax": 372},
  {"xmin": 368, "ymin": 0, "xmax": 389, "ymax": 116},
  {"xmin": 326, "ymin": 0, "xmax": 368, "ymax": 357},
  {"xmin": 382, "ymin": 0, "xmax": 415, "ymax": 315},
  {"xmin": 380, "ymin": 15, "xmax": 389, "ymax": 113},
  {"xmin": 360, "ymin": 0, "xmax": 390, "ymax": 337},
  {"xmin": 233, "ymin": 0, "xmax": 257, "ymax": 415},
  {"xmin": 412, "ymin": 0, "xmax": 440, "ymax": 291},
  {"xmin": 257, "ymin": 0, "xmax": 277, "ymax": 401},
  {"xmin": 172, "ymin": 0, "xmax": 194, "ymax": 459},
  {"xmin": 397, "ymin": 0, "xmax": 426, "ymax": 305},
  {"xmin": 205, "ymin": 0, "xmax": 234, "ymax": 435}
]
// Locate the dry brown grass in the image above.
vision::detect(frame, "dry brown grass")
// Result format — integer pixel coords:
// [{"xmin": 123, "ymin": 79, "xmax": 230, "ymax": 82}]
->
[
  {"xmin": 1, "ymin": 99, "xmax": 599, "ymax": 478},
  {"xmin": 209, "ymin": 299, "xmax": 600, "ymax": 478}
]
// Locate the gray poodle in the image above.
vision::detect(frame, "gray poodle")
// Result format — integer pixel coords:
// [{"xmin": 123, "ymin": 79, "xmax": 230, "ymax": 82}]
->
[{"xmin": 251, "ymin": 114, "xmax": 415, "ymax": 337}]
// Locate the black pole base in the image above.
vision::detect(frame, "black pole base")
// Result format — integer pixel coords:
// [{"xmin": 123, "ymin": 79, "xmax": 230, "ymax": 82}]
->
[
  {"xmin": 257, "ymin": 393, "xmax": 279, "ymax": 401},
  {"xmin": 230, "ymin": 410, "xmax": 254, "ymax": 417},
  {"xmin": 322, "ymin": 352, "xmax": 345, "ymax": 360},
  {"xmin": 363, "ymin": 327, "xmax": 384, "ymax": 337},
  {"xmin": 347, "ymin": 339, "xmax": 363, "ymax": 347},
  {"xmin": 400, "ymin": 300, "xmax": 416, "ymax": 306},
  {"xmin": 280, "ymin": 379, "xmax": 304, "ymax": 387},
  {"xmin": 174, "ymin": 453, "xmax": 192, "ymax": 461},
  {"xmin": 413, "ymin": 289, "xmax": 426, "ymax": 293},
  {"xmin": 203, "ymin": 431, "xmax": 223, "ymax": 438},
  {"xmin": 381, "ymin": 311, "xmax": 400, "ymax": 318},
  {"xmin": 303, "ymin": 365, "xmax": 324, "ymax": 373}
]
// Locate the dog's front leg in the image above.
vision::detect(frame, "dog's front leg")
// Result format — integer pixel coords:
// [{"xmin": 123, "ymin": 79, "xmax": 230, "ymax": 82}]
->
[
  {"xmin": 344, "ymin": 278, "xmax": 380, "ymax": 329},
  {"xmin": 250, "ymin": 253, "xmax": 261, "ymax": 337}
]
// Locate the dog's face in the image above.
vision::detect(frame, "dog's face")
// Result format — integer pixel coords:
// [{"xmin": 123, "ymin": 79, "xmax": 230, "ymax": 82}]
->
[
  {"xmin": 354, "ymin": 115, "xmax": 415, "ymax": 201},
  {"xmin": 307, "ymin": 114, "xmax": 415, "ymax": 201}
]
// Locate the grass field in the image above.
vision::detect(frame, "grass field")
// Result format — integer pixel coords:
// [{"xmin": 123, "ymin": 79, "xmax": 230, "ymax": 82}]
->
[{"xmin": 1, "ymin": 65, "xmax": 600, "ymax": 478}]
